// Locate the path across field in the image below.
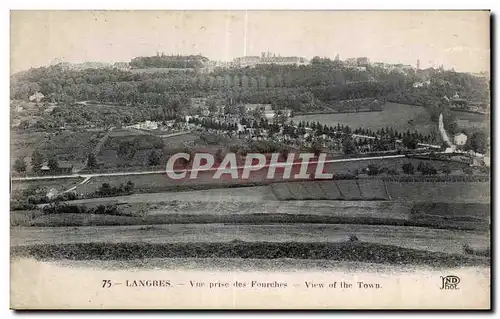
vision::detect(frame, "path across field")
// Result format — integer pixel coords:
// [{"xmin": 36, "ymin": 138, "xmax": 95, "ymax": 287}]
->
[{"xmin": 11, "ymin": 223, "xmax": 489, "ymax": 256}]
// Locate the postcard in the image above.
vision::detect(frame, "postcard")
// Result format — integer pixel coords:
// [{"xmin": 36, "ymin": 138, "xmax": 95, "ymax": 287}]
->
[{"xmin": 10, "ymin": 10, "xmax": 491, "ymax": 309}]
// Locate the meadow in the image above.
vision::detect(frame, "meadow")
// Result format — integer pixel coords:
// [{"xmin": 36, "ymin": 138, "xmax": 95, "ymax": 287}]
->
[{"xmin": 293, "ymin": 103, "xmax": 435, "ymax": 135}]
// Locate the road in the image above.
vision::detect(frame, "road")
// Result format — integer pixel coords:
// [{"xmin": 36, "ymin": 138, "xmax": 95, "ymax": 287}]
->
[
  {"xmin": 11, "ymin": 154, "xmax": 410, "ymax": 182},
  {"xmin": 10, "ymin": 223, "xmax": 489, "ymax": 255}
]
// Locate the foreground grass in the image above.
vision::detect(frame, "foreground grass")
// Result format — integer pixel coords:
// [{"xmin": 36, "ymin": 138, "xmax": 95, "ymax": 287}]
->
[{"xmin": 10, "ymin": 241, "xmax": 489, "ymax": 268}]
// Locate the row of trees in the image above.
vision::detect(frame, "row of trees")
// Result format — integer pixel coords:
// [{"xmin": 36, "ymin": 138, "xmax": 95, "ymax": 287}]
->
[
  {"xmin": 130, "ymin": 55, "xmax": 209, "ymax": 69},
  {"xmin": 13, "ymin": 151, "xmax": 59, "ymax": 174}
]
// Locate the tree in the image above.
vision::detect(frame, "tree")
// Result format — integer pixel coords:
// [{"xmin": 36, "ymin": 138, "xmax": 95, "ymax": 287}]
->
[
  {"xmin": 279, "ymin": 148, "xmax": 290, "ymax": 160},
  {"xmin": 48, "ymin": 156, "xmax": 59, "ymax": 171},
  {"xmin": 366, "ymin": 164, "xmax": 380, "ymax": 176},
  {"xmin": 402, "ymin": 134, "xmax": 418, "ymax": 149},
  {"xmin": 418, "ymin": 162, "xmax": 437, "ymax": 175},
  {"xmin": 310, "ymin": 142, "xmax": 322, "ymax": 157},
  {"xmin": 402, "ymin": 162, "xmax": 415, "ymax": 175},
  {"xmin": 441, "ymin": 166, "xmax": 452, "ymax": 175},
  {"xmin": 87, "ymin": 153, "xmax": 98, "ymax": 169},
  {"xmin": 215, "ymin": 149, "xmax": 224, "ymax": 163},
  {"xmin": 342, "ymin": 136, "xmax": 357, "ymax": 155},
  {"xmin": 13, "ymin": 157, "xmax": 27, "ymax": 173},
  {"xmin": 467, "ymin": 131, "xmax": 488, "ymax": 154},
  {"xmin": 124, "ymin": 180, "xmax": 135, "ymax": 193},
  {"xmin": 148, "ymin": 150, "xmax": 161, "ymax": 166},
  {"xmin": 31, "ymin": 150, "xmax": 44, "ymax": 173}
]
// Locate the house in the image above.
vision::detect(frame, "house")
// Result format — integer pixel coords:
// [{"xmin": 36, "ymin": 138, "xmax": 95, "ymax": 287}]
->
[
  {"xmin": 232, "ymin": 56, "xmax": 261, "ymax": 68},
  {"xmin": 46, "ymin": 188, "xmax": 59, "ymax": 200},
  {"xmin": 264, "ymin": 110, "xmax": 276, "ymax": 120},
  {"xmin": 11, "ymin": 119, "xmax": 21, "ymax": 128},
  {"xmin": 282, "ymin": 108, "xmax": 292, "ymax": 117},
  {"xmin": 453, "ymin": 133, "xmax": 468, "ymax": 146},
  {"xmin": 244, "ymin": 104, "xmax": 271, "ymax": 113},
  {"xmin": 259, "ymin": 54, "xmax": 309, "ymax": 66},
  {"xmin": 40, "ymin": 161, "xmax": 74, "ymax": 175}
]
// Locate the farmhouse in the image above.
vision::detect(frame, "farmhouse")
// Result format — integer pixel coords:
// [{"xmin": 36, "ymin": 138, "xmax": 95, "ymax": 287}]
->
[
  {"xmin": 29, "ymin": 92, "xmax": 45, "ymax": 103},
  {"xmin": 40, "ymin": 162, "xmax": 74, "ymax": 175},
  {"xmin": 126, "ymin": 120, "xmax": 159, "ymax": 130},
  {"xmin": 453, "ymin": 133, "xmax": 468, "ymax": 146},
  {"xmin": 244, "ymin": 104, "xmax": 271, "ymax": 113},
  {"xmin": 263, "ymin": 105, "xmax": 275, "ymax": 120}
]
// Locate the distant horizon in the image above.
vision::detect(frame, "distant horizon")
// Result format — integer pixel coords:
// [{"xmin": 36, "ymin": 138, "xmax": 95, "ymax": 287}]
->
[
  {"xmin": 14, "ymin": 52, "xmax": 489, "ymax": 75},
  {"xmin": 11, "ymin": 11, "xmax": 490, "ymax": 74}
]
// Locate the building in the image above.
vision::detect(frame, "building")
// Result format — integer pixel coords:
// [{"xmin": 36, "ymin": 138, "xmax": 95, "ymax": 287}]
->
[
  {"xmin": 233, "ymin": 56, "xmax": 261, "ymax": 68},
  {"xmin": 126, "ymin": 120, "xmax": 159, "ymax": 130},
  {"xmin": 264, "ymin": 109, "xmax": 276, "ymax": 120},
  {"xmin": 233, "ymin": 52, "xmax": 309, "ymax": 68},
  {"xmin": 244, "ymin": 104, "xmax": 270, "ymax": 113},
  {"xmin": 345, "ymin": 58, "xmax": 357, "ymax": 66},
  {"xmin": 356, "ymin": 57, "xmax": 370, "ymax": 66},
  {"xmin": 46, "ymin": 188, "xmax": 59, "ymax": 200},
  {"xmin": 40, "ymin": 162, "xmax": 74, "ymax": 175},
  {"xmin": 412, "ymin": 80, "xmax": 430, "ymax": 88},
  {"xmin": 263, "ymin": 105, "xmax": 275, "ymax": 120},
  {"xmin": 29, "ymin": 92, "xmax": 45, "ymax": 103},
  {"xmin": 282, "ymin": 108, "xmax": 292, "ymax": 117},
  {"xmin": 453, "ymin": 133, "xmax": 468, "ymax": 146},
  {"xmin": 259, "ymin": 54, "xmax": 309, "ymax": 66}
]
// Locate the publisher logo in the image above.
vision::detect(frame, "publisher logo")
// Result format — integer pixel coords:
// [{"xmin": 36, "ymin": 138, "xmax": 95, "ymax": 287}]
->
[{"xmin": 440, "ymin": 276, "xmax": 460, "ymax": 290}]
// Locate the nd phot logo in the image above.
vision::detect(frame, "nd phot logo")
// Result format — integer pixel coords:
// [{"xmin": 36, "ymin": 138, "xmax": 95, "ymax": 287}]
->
[{"xmin": 440, "ymin": 275, "xmax": 460, "ymax": 290}]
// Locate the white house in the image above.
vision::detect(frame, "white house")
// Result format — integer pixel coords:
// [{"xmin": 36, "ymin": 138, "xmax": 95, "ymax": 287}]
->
[
  {"xmin": 264, "ymin": 110, "xmax": 276, "ymax": 120},
  {"xmin": 46, "ymin": 188, "xmax": 59, "ymax": 200},
  {"xmin": 453, "ymin": 133, "xmax": 468, "ymax": 146},
  {"xmin": 127, "ymin": 120, "xmax": 158, "ymax": 130}
]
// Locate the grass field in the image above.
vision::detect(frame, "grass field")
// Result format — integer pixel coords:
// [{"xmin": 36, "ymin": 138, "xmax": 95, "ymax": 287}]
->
[
  {"xmin": 71, "ymin": 156, "xmax": 471, "ymax": 196},
  {"xmin": 11, "ymin": 177, "xmax": 83, "ymax": 195},
  {"xmin": 11, "ymin": 130, "xmax": 102, "ymax": 172},
  {"xmin": 386, "ymin": 181, "xmax": 490, "ymax": 203},
  {"xmin": 10, "ymin": 131, "xmax": 47, "ymax": 163},
  {"xmin": 10, "ymin": 223, "xmax": 489, "ymax": 256},
  {"xmin": 293, "ymin": 103, "xmax": 435, "ymax": 135},
  {"xmin": 270, "ymin": 180, "xmax": 388, "ymax": 201}
]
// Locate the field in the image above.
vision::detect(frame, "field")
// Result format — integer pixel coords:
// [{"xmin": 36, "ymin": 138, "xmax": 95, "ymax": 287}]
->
[
  {"xmin": 11, "ymin": 130, "xmax": 102, "ymax": 172},
  {"xmin": 96, "ymin": 131, "xmax": 200, "ymax": 170},
  {"xmin": 11, "ymin": 177, "xmax": 84, "ymax": 195},
  {"xmin": 10, "ymin": 131, "xmax": 47, "ymax": 162},
  {"xmin": 11, "ymin": 223, "xmax": 489, "ymax": 257},
  {"xmin": 129, "ymin": 68, "xmax": 195, "ymax": 74},
  {"xmin": 71, "ymin": 156, "xmax": 471, "ymax": 196},
  {"xmin": 294, "ymin": 103, "xmax": 435, "ymax": 134},
  {"xmin": 386, "ymin": 181, "xmax": 490, "ymax": 203},
  {"xmin": 269, "ymin": 180, "xmax": 489, "ymax": 203},
  {"xmin": 270, "ymin": 180, "xmax": 388, "ymax": 201}
]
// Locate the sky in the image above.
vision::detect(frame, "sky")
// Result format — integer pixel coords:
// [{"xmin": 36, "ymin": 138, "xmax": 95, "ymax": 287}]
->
[{"xmin": 10, "ymin": 10, "xmax": 490, "ymax": 74}]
